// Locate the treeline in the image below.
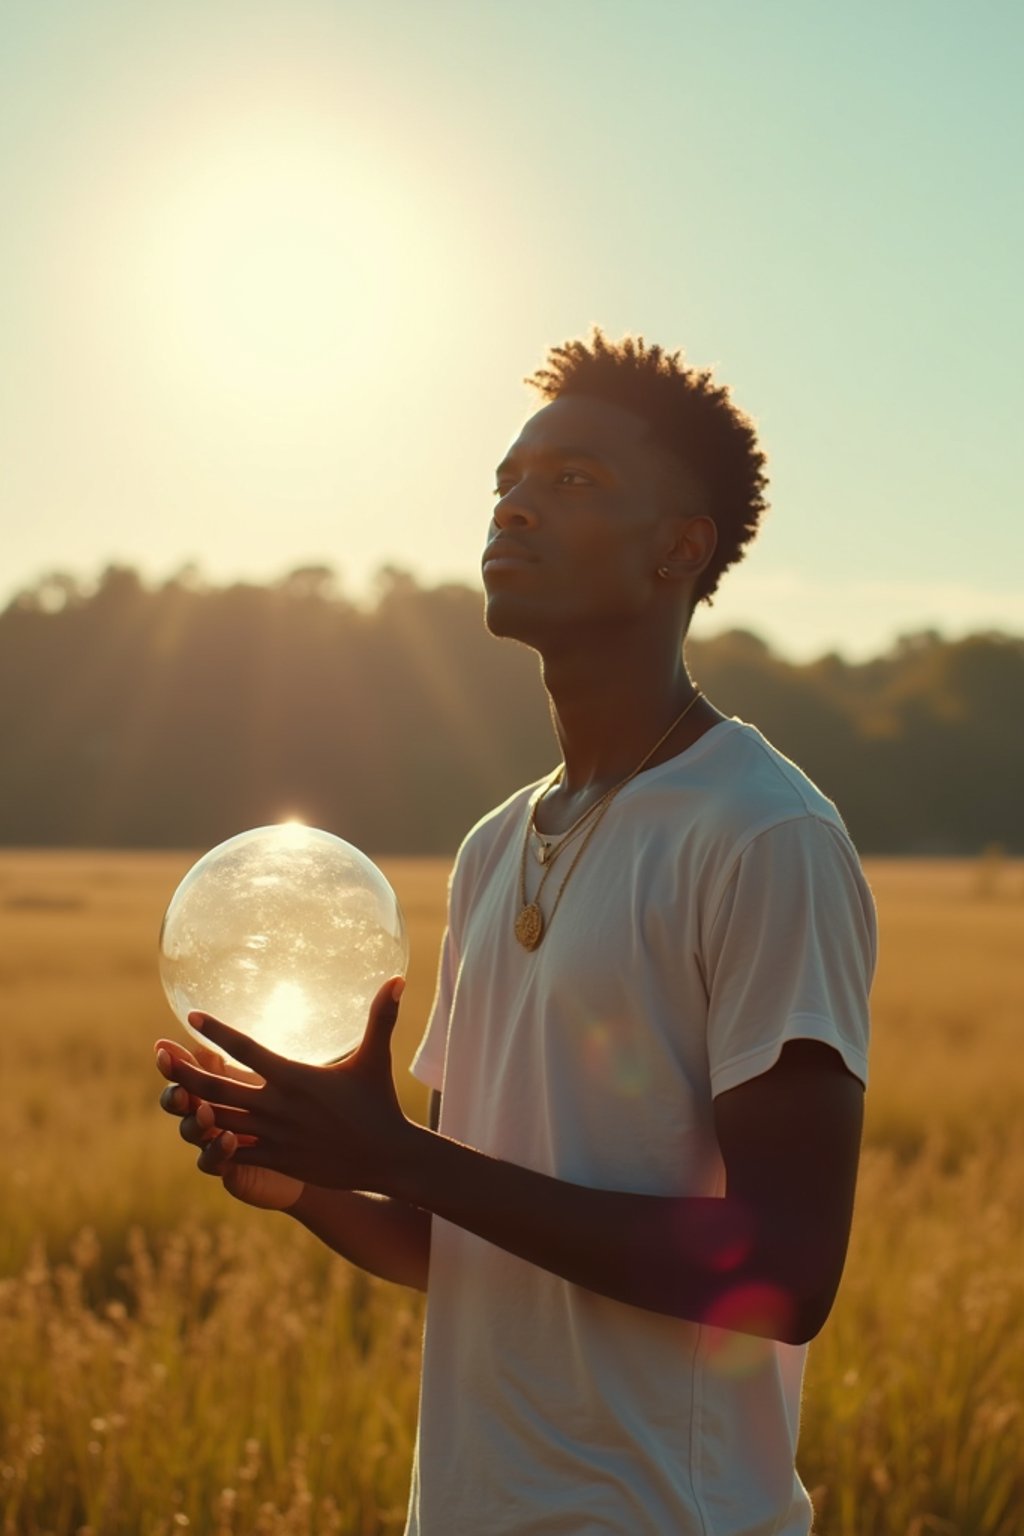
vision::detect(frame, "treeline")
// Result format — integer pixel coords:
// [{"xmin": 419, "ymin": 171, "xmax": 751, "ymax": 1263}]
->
[{"xmin": 2, "ymin": 565, "xmax": 1021, "ymax": 855}]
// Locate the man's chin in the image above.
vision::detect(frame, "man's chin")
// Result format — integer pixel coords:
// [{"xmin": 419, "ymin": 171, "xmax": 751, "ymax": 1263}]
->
[{"xmin": 482, "ymin": 590, "xmax": 544, "ymax": 646}]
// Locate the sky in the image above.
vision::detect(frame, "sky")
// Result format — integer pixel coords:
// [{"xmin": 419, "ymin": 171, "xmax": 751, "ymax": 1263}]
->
[{"xmin": 2, "ymin": 0, "xmax": 1022, "ymax": 661}]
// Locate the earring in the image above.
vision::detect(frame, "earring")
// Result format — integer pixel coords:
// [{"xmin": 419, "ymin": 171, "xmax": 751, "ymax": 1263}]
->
[{"xmin": 657, "ymin": 565, "xmax": 671, "ymax": 578}]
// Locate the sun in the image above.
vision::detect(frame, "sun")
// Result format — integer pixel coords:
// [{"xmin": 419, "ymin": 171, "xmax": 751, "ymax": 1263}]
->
[{"xmin": 147, "ymin": 124, "xmax": 410, "ymax": 407}]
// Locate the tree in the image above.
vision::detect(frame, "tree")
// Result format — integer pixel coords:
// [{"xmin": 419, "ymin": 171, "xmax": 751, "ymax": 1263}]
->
[{"xmin": 0, "ymin": 570, "xmax": 1020, "ymax": 854}]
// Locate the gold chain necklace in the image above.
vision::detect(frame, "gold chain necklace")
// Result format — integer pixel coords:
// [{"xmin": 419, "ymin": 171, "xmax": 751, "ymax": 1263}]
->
[
  {"xmin": 514, "ymin": 690, "xmax": 703, "ymax": 950},
  {"xmin": 528, "ymin": 769, "xmax": 611, "ymax": 867}
]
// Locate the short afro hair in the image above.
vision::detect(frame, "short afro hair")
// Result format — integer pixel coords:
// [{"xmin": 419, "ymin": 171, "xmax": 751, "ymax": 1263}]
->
[{"xmin": 527, "ymin": 328, "xmax": 768, "ymax": 606}]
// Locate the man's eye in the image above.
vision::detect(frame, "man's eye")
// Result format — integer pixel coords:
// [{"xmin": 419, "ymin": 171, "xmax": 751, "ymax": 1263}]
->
[{"xmin": 558, "ymin": 470, "xmax": 591, "ymax": 486}]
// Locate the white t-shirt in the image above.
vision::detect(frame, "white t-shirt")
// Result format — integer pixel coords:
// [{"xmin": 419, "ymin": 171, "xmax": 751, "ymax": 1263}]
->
[{"xmin": 407, "ymin": 719, "xmax": 876, "ymax": 1536}]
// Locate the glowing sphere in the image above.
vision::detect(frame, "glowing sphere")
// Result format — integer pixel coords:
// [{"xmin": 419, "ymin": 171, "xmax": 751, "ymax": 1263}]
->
[{"xmin": 158, "ymin": 824, "xmax": 408, "ymax": 1065}]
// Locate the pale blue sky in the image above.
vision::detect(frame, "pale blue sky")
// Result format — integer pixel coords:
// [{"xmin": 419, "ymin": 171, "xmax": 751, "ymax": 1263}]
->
[{"xmin": 2, "ymin": 0, "xmax": 1021, "ymax": 658}]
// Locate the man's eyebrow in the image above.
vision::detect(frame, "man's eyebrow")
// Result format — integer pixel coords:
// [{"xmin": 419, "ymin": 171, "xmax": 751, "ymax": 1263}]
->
[{"xmin": 494, "ymin": 446, "xmax": 611, "ymax": 477}]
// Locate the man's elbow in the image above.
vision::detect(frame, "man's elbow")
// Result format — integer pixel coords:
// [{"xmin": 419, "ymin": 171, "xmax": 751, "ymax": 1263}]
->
[
  {"xmin": 686, "ymin": 1271, "xmax": 839, "ymax": 1346},
  {"xmin": 766, "ymin": 1226, "xmax": 851, "ymax": 1344},
  {"xmin": 728, "ymin": 1268, "xmax": 840, "ymax": 1346},
  {"xmin": 785, "ymin": 1284, "xmax": 839, "ymax": 1345},
  {"xmin": 784, "ymin": 1310, "xmax": 826, "ymax": 1347}
]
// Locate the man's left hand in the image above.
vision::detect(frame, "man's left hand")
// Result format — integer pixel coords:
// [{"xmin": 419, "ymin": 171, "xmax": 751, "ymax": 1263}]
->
[{"xmin": 154, "ymin": 976, "xmax": 414, "ymax": 1193}]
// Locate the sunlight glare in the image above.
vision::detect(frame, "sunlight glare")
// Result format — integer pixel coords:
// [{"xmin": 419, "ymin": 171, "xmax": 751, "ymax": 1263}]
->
[
  {"xmin": 149, "ymin": 125, "xmax": 411, "ymax": 406},
  {"xmin": 258, "ymin": 978, "xmax": 313, "ymax": 1055},
  {"xmin": 278, "ymin": 818, "xmax": 309, "ymax": 846}
]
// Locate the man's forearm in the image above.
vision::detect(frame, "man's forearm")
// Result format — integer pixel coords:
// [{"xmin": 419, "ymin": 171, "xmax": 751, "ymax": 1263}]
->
[
  {"xmin": 388, "ymin": 1124, "xmax": 816, "ymax": 1342},
  {"xmin": 289, "ymin": 1185, "xmax": 432, "ymax": 1292},
  {"xmin": 379, "ymin": 1045, "xmax": 862, "ymax": 1343}
]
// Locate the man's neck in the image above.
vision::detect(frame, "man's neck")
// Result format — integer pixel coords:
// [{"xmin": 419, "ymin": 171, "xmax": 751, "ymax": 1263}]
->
[{"xmin": 539, "ymin": 636, "xmax": 714, "ymax": 802}]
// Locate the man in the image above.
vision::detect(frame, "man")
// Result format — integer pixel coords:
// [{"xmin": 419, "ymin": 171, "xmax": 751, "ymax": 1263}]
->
[{"xmin": 157, "ymin": 331, "xmax": 876, "ymax": 1535}]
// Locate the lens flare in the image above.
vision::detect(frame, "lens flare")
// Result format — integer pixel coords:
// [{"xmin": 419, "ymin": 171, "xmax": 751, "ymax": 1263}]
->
[{"xmin": 701, "ymin": 1283, "xmax": 795, "ymax": 1379}]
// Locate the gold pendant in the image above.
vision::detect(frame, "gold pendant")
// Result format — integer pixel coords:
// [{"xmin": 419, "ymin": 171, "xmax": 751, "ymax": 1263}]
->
[{"xmin": 514, "ymin": 902, "xmax": 544, "ymax": 950}]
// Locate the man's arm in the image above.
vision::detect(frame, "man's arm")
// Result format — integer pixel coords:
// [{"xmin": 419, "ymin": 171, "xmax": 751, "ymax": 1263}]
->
[
  {"xmin": 285, "ymin": 1090, "xmax": 442, "ymax": 1290},
  {"xmin": 165, "ymin": 998, "xmax": 863, "ymax": 1344},
  {"xmin": 389, "ymin": 1041, "xmax": 862, "ymax": 1344},
  {"xmin": 289, "ymin": 1187, "xmax": 432, "ymax": 1291}
]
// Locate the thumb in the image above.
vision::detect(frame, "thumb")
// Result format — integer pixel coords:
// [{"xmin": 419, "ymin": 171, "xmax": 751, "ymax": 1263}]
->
[{"xmin": 354, "ymin": 977, "xmax": 405, "ymax": 1071}]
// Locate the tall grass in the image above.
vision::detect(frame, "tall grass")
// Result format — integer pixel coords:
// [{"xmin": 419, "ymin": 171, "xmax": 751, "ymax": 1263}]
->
[{"xmin": 1, "ymin": 852, "xmax": 1022, "ymax": 1534}]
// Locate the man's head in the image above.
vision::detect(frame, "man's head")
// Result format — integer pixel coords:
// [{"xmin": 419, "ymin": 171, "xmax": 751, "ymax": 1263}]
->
[{"xmin": 526, "ymin": 329, "xmax": 768, "ymax": 609}]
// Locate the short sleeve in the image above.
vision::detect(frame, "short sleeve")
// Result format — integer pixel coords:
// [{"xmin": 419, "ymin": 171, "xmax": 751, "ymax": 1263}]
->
[
  {"xmin": 410, "ymin": 923, "xmax": 456, "ymax": 1092},
  {"xmin": 703, "ymin": 815, "xmax": 876, "ymax": 1097}
]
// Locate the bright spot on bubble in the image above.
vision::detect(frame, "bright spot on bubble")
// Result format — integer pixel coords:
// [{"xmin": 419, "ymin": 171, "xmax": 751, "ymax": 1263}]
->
[
  {"xmin": 258, "ymin": 980, "xmax": 313, "ymax": 1056},
  {"xmin": 277, "ymin": 819, "xmax": 309, "ymax": 846}
]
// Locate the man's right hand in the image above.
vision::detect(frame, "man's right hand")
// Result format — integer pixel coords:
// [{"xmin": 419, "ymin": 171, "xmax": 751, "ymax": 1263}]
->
[{"xmin": 157, "ymin": 1038, "xmax": 305, "ymax": 1212}]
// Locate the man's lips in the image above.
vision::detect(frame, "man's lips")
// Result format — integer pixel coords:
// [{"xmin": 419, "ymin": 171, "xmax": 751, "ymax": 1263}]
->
[{"xmin": 481, "ymin": 539, "xmax": 537, "ymax": 572}]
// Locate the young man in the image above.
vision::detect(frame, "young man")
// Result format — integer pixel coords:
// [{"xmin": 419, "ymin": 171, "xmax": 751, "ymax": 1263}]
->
[{"xmin": 158, "ymin": 331, "xmax": 876, "ymax": 1535}]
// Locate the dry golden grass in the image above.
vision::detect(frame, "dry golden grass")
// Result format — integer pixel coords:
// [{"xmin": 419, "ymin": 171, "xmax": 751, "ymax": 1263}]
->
[
  {"xmin": 0, "ymin": 853, "xmax": 442, "ymax": 1272},
  {"xmin": 1, "ymin": 852, "xmax": 1022, "ymax": 1534}
]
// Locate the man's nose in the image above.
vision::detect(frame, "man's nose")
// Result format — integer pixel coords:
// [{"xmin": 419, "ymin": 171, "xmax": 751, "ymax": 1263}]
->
[{"xmin": 492, "ymin": 480, "xmax": 539, "ymax": 530}]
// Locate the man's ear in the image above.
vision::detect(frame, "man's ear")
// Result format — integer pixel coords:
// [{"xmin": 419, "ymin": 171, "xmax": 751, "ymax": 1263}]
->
[{"xmin": 658, "ymin": 514, "xmax": 717, "ymax": 583}]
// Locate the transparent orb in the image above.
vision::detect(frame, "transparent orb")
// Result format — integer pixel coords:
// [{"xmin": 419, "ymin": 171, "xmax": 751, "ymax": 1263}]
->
[{"xmin": 158, "ymin": 824, "xmax": 409, "ymax": 1065}]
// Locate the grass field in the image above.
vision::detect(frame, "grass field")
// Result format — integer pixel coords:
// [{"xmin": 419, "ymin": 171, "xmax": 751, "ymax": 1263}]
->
[{"xmin": 1, "ymin": 851, "xmax": 1022, "ymax": 1535}]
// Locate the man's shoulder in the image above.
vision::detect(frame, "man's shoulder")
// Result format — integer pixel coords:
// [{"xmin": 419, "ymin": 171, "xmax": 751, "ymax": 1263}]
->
[
  {"xmin": 466, "ymin": 777, "xmax": 547, "ymax": 842},
  {"xmin": 640, "ymin": 718, "xmax": 854, "ymax": 861},
  {"xmin": 705, "ymin": 719, "xmax": 846, "ymax": 828},
  {"xmin": 449, "ymin": 775, "xmax": 548, "ymax": 885}
]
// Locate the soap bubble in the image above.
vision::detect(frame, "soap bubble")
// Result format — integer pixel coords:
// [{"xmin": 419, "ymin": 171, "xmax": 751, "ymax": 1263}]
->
[{"xmin": 158, "ymin": 824, "xmax": 408, "ymax": 1065}]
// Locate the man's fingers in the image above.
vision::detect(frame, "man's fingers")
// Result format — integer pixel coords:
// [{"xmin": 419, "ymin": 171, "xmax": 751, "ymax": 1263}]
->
[
  {"xmin": 226, "ymin": 1139, "xmax": 284, "ymax": 1173},
  {"xmin": 354, "ymin": 977, "xmax": 405, "ymax": 1070},
  {"xmin": 160, "ymin": 1083, "xmax": 190, "ymax": 1117},
  {"xmin": 159, "ymin": 1081, "xmax": 216, "ymax": 1124},
  {"xmin": 154, "ymin": 1037, "xmax": 204, "ymax": 1070},
  {"xmin": 188, "ymin": 1012, "xmax": 291, "ymax": 1082},
  {"xmin": 156, "ymin": 1048, "xmax": 261, "ymax": 1108},
  {"xmin": 179, "ymin": 1105, "xmax": 218, "ymax": 1148},
  {"xmin": 192, "ymin": 1043, "xmax": 228, "ymax": 1074},
  {"xmin": 203, "ymin": 1105, "xmax": 255, "ymax": 1137},
  {"xmin": 192, "ymin": 1041, "xmax": 265, "ymax": 1086},
  {"xmin": 196, "ymin": 1129, "xmax": 238, "ymax": 1174}
]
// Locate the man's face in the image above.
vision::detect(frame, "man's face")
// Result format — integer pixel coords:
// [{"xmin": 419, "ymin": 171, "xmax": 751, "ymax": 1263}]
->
[{"xmin": 482, "ymin": 393, "xmax": 693, "ymax": 645}]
